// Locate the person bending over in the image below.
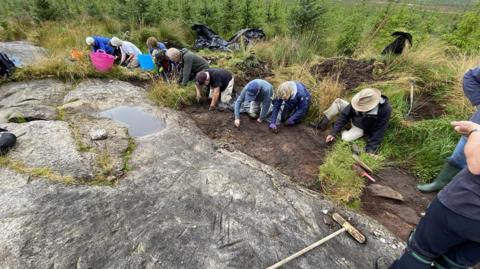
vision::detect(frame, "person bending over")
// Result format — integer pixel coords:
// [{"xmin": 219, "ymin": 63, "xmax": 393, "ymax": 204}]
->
[
  {"xmin": 109, "ymin": 37, "xmax": 141, "ymax": 69},
  {"xmin": 195, "ymin": 68, "xmax": 234, "ymax": 110},
  {"xmin": 167, "ymin": 48, "xmax": 209, "ymax": 86},
  {"xmin": 268, "ymin": 81, "xmax": 311, "ymax": 133},
  {"xmin": 233, "ymin": 79, "xmax": 273, "ymax": 128}
]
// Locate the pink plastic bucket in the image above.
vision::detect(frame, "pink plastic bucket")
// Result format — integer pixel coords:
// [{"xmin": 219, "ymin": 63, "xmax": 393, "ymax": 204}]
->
[{"xmin": 90, "ymin": 50, "xmax": 115, "ymax": 72}]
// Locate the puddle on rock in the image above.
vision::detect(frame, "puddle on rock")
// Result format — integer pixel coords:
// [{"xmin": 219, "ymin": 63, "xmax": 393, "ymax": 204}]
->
[{"xmin": 98, "ymin": 106, "xmax": 166, "ymax": 137}]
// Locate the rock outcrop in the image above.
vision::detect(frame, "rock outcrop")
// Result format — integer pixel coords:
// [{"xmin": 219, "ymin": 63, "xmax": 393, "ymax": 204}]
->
[
  {"xmin": 0, "ymin": 79, "xmax": 403, "ymax": 269},
  {"xmin": 0, "ymin": 41, "xmax": 47, "ymax": 67}
]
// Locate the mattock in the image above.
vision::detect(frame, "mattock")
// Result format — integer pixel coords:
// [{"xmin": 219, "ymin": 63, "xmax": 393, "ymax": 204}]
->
[{"xmin": 266, "ymin": 213, "xmax": 366, "ymax": 269}]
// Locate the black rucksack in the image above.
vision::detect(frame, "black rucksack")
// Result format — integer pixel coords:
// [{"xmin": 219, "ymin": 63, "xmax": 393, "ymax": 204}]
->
[
  {"xmin": 0, "ymin": 128, "xmax": 17, "ymax": 155},
  {"xmin": 0, "ymin": 51, "xmax": 16, "ymax": 78}
]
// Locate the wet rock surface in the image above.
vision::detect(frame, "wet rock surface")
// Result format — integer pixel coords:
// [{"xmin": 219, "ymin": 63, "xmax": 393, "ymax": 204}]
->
[
  {"xmin": 0, "ymin": 41, "xmax": 47, "ymax": 67},
  {"xmin": 0, "ymin": 79, "xmax": 403, "ymax": 268}
]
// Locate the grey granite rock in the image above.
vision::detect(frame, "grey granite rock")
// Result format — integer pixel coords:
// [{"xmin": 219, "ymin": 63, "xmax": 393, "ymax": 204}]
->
[
  {"xmin": 0, "ymin": 80, "xmax": 403, "ymax": 269},
  {"xmin": 0, "ymin": 41, "xmax": 47, "ymax": 67}
]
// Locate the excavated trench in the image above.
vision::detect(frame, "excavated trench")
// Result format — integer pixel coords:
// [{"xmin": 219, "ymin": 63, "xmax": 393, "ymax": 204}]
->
[{"xmin": 183, "ymin": 106, "xmax": 435, "ymax": 241}]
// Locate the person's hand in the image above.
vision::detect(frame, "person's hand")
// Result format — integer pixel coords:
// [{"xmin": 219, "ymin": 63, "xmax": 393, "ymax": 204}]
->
[
  {"xmin": 257, "ymin": 118, "xmax": 262, "ymax": 123},
  {"xmin": 234, "ymin": 119, "xmax": 240, "ymax": 128},
  {"xmin": 326, "ymin": 135, "xmax": 336, "ymax": 143},
  {"xmin": 451, "ymin": 121, "xmax": 480, "ymax": 136},
  {"xmin": 269, "ymin": 123, "xmax": 278, "ymax": 133}
]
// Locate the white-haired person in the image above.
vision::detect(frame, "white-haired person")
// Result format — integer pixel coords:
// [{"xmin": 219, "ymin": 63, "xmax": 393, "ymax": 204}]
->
[
  {"xmin": 85, "ymin": 36, "xmax": 115, "ymax": 55},
  {"xmin": 166, "ymin": 48, "xmax": 209, "ymax": 86},
  {"xmin": 269, "ymin": 81, "xmax": 311, "ymax": 133},
  {"xmin": 109, "ymin": 37, "xmax": 141, "ymax": 68}
]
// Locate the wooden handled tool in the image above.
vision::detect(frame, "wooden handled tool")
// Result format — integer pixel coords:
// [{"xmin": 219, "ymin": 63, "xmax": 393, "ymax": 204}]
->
[
  {"xmin": 266, "ymin": 213, "xmax": 366, "ymax": 269},
  {"xmin": 353, "ymin": 164, "xmax": 376, "ymax": 183}
]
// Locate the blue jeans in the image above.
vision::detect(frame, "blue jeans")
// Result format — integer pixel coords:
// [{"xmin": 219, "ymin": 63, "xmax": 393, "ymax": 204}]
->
[
  {"xmin": 390, "ymin": 198, "xmax": 480, "ymax": 268},
  {"xmin": 448, "ymin": 136, "xmax": 467, "ymax": 169}
]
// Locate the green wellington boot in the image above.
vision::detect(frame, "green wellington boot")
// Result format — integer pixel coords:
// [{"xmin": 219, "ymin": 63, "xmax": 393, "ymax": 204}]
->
[{"xmin": 417, "ymin": 162, "xmax": 461, "ymax": 193}]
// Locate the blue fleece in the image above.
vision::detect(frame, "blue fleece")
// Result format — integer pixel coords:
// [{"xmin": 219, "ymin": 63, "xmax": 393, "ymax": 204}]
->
[
  {"xmin": 270, "ymin": 82, "xmax": 311, "ymax": 124},
  {"xmin": 463, "ymin": 67, "xmax": 480, "ymax": 106},
  {"xmin": 149, "ymin": 42, "xmax": 167, "ymax": 54},
  {"xmin": 234, "ymin": 79, "xmax": 273, "ymax": 120},
  {"xmin": 91, "ymin": 36, "xmax": 115, "ymax": 55}
]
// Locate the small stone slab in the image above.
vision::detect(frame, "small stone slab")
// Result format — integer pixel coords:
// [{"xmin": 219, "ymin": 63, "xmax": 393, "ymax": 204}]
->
[
  {"xmin": 382, "ymin": 203, "xmax": 420, "ymax": 225},
  {"xmin": 367, "ymin": 184, "xmax": 404, "ymax": 202}
]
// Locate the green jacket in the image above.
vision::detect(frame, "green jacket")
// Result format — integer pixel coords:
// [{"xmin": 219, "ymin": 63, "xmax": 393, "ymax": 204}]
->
[{"xmin": 179, "ymin": 49, "xmax": 209, "ymax": 85}]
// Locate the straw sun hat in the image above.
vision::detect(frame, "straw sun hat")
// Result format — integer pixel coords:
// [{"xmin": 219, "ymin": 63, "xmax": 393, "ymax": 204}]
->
[{"xmin": 351, "ymin": 88, "xmax": 382, "ymax": 112}]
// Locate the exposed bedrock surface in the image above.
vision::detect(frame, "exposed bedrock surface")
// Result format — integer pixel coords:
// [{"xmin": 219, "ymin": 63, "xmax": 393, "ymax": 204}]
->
[{"xmin": 0, "ymin": 78, "xmax": 402, "ymax": 268}]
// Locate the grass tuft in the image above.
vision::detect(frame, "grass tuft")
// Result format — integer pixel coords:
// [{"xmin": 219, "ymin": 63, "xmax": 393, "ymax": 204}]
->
[{"xmin": 148, "ymin": 81, "xmax": 196, "ymax": 110}]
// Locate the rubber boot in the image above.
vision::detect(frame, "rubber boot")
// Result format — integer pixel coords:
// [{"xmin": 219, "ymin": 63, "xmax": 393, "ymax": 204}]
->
[
  {"xmin": 417, "ymin": 162, "xmax": 461, "ymax": 193},
  {"xmin": 309, "ymin": 115, "xmax": 330, "ymax": 131}
]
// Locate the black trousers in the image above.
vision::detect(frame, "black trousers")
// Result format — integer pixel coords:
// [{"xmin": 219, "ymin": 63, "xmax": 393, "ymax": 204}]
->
[{"xmin": 390, "ymin": 198, "xmax": 480, "ymax": 268}]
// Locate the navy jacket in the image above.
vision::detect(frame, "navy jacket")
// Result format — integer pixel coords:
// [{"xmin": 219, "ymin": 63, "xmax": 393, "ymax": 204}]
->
[
  {"xmin": 270, "ymin": 82, "xmax": 311, "ymax": 124},
  {"xmin": 463, "ymin": 67, "xmax": 480, "ymax": 106},
  {"xmin": 331, "ymin": 96, "xmax": 392, "ymax": 153}
]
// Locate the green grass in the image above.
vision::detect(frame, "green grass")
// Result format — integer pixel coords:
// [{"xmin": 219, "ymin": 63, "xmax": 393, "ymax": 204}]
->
[
  {"xmin": 319, "ymin": 141, "xmax": 385, "ymax": 208},
  {"xmin": 148, "ymin": 81, "xmax": 196, "ymax": 110},
  {"xmin": 122, "ymin": 137, "xmax": 137, "ymax": 173}
]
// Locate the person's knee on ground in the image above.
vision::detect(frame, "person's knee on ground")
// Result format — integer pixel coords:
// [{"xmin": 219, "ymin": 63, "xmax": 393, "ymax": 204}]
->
[
  {"xmin": 341, "ymin": 125, "xmax": 364, "ymax": 142},
  {"xmin": 323, "ymin": 98, "xmax": 350, "ymax": 119},
  {"xmin": 311, "ymin": 98, "xmax": 349, "ymax": 130}
]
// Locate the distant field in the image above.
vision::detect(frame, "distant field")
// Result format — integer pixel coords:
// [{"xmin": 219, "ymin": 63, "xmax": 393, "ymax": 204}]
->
[{"xmin": 336, "ymin": 0, "xmax": 476, "ymax": 13}]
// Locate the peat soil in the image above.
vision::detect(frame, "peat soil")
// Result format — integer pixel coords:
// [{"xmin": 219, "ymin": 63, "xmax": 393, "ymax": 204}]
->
[
  {"xmin": 184, "ymin": 105, "xmax": 436, "ymax": 241},
  {"xmin": 184, "ymin": 105, "xmax": 328, "ymax": 189},
  {"xmin": 407, "ymin": 92, "xmax": 445, "ymax": 120},
  {"xmin": 361, "ymin": 168, "xmax": 435, "ymax": 240},
  {"xmin": 310, "ymin": 57, "xmax": 376, "ymax": 91}
]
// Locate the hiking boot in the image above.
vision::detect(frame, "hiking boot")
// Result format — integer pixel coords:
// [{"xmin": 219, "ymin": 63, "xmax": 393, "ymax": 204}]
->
[
  {"xmin": 309, "ymin": 115, "xmax": 330, "ymax": 131},
  {"xmin": 375, "ymin": 256, "xmax": 394, "ymax": 269},
  {"xmin": 417, "ymin": 162, "xmax": 461, "ymax": 193}
]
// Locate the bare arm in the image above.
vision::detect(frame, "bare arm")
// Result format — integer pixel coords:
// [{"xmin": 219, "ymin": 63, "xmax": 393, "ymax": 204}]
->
[
  {"xmin": 210, "ymin": 88, "xmax": 221, "ymax": 108},
  {"xmin": 452, "ymin": 121, "xmax": 480, "ymax": 175},
  {"xmin": 195, "ymin": 84, "xmax": 202, "ymax": 100}
]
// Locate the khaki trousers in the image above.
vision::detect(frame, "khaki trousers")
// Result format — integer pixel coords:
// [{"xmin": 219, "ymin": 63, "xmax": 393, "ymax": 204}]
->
[{"xmin": 324, "ymin": 98, "xmax": 364, "ymax": 142}]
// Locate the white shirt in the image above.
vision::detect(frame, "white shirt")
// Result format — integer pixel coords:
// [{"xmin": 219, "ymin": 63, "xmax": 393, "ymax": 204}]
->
[{"xmin": 120, "ymin": 41, "xmax": 141, "ymax": 56}]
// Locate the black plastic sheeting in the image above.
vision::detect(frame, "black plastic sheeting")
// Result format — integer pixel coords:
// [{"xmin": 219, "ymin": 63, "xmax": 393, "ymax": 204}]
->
[
  {"xmin": 192, "ymin": 24, "xmax": 266, "ymax": 51},
  {"xmin": 382, "ymin": 31, "xmax": 413, "ymax": 55}
]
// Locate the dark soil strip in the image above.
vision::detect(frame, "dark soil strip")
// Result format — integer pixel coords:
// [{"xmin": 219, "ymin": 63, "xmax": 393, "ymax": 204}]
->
[{"xmin": 184, "ymin": 105, "xmax": 437, "ymax": 242}]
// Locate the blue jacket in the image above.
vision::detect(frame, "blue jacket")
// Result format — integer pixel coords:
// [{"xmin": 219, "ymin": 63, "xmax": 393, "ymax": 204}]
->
[
  {"xmin": 234, "ymin": 79, "xmax": 273, "ymax": 120},
  {"xmin": 463, "ymin": 67, "xmax": 480, "ymax": 106},
  {"xmin": 270, "ymin": 82, "xmax": 311, "ymax": 124},
  {"xmin": 91, "ymin": 36, "xmax": 115, "ymax": 55},
  {"xmin": 149, "ymin": 42, "xmax": 167, "ymax": 54}
]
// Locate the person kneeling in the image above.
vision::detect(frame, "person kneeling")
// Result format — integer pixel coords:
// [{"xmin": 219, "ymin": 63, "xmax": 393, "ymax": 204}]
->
[
  {"xmin": 109, "ymin": 37, "xmax": 141, "ymax": 69},
  {"xmin": 233, "ymin": 79, "xmax": 273, "ymax": 128},
  {"xmin": 195, "ymin": 69, "xmax": 234, "ymax": 110},
  {"xmin": 269, "ymin": 81, "xmax": 311, "ymax": 133},
  {"xmin": 323, "ymin": 88, "xmax": 391, "ymax": 154}
]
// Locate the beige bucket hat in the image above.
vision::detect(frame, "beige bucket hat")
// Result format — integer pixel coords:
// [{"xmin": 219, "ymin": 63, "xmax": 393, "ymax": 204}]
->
[{"xmin": 351, "ymin": 88, "xmax": 382, "ymax": 112}]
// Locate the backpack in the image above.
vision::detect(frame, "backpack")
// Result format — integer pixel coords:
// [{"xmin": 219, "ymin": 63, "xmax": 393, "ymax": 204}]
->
[
  {"xmin": 0, "ymin": 51, "xmax": 16, "ymax": 78},
  {"xmin": 0, "ymin": 129, "xmax": 17, "ymax": 155}
]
